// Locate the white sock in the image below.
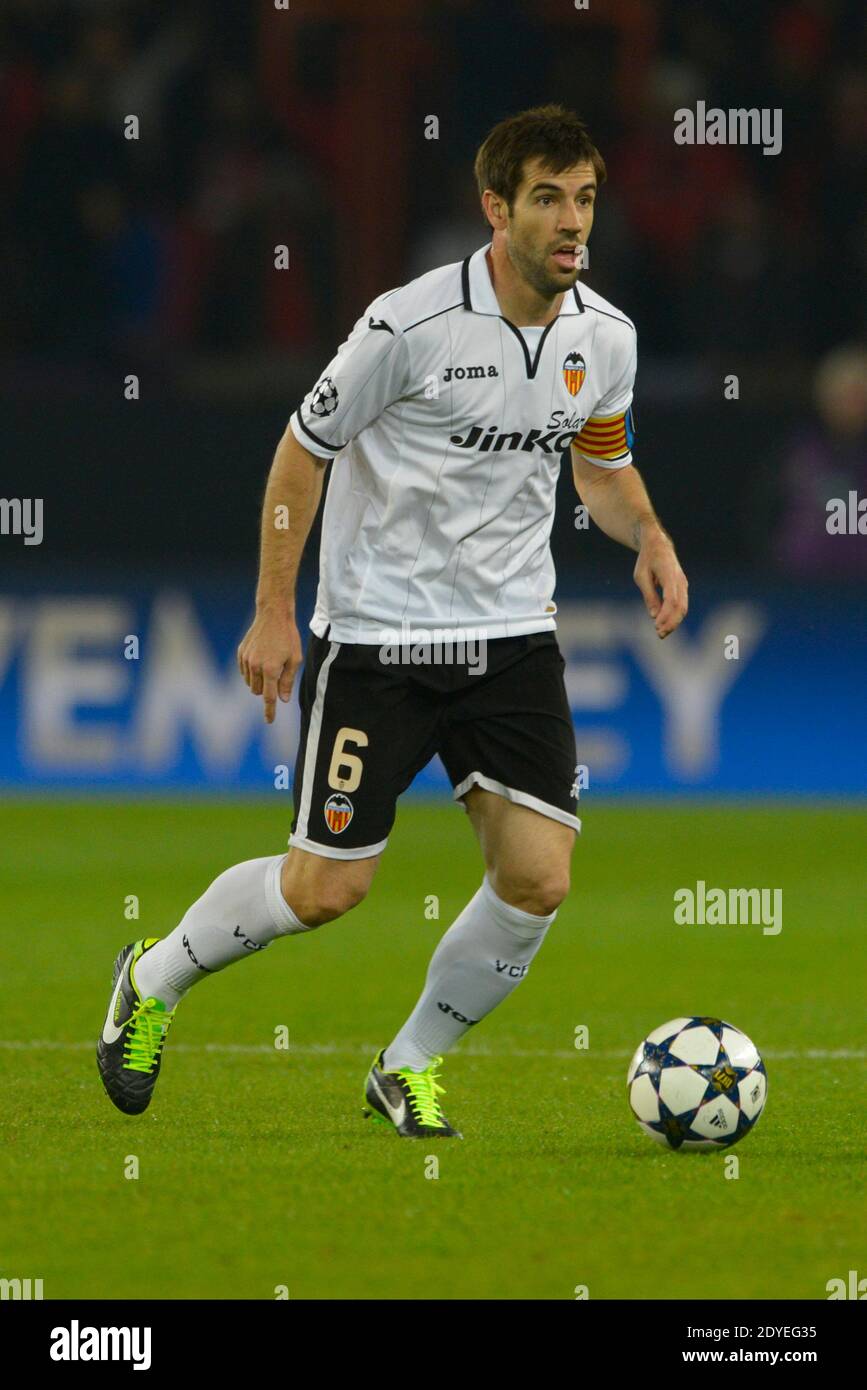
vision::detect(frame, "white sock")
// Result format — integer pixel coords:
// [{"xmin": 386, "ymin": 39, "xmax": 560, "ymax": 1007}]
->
[
  {"xmin": 382, "ymin": 876, "xmax": 556, "ymax": 1072},
  {"xmin": 132, "ymin": 854, "xmax": 314, "ymax": 1008}
]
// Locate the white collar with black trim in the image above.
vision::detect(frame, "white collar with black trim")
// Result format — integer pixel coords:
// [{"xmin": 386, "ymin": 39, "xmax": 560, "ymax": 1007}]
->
[{"xmin": 461, "ymin": 242, "xmax": 585, "ymax": 319}]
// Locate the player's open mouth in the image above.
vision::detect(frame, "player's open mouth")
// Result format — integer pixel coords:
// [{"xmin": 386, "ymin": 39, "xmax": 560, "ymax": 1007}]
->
[{"xmin": 552, "ymin": 246, "xmax": 579, "ymax": 268}]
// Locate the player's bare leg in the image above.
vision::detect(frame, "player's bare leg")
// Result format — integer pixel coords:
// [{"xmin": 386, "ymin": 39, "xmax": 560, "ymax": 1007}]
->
[
  {"xmin": 461, "ymin": 786, "xmax": 575, "ymax": 915},
  {"xmin": 279, "ymin": 845, "xmax": 380, "ymax": 927}
]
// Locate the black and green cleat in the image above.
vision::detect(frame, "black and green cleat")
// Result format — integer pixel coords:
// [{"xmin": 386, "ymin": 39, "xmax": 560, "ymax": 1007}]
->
[
  {"xmin": 362, "ymin": 1049, "xmax": 462, "ymax": 1138},
  {"xmin": 96, "ymin": 938, "xmax": 175, "ymax": 1115}
]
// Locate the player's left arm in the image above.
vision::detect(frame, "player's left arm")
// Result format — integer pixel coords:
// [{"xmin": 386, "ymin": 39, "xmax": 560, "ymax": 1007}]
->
[{"xmin": 571, "ymin": 448, "xmax": 688, "ymax": 639}]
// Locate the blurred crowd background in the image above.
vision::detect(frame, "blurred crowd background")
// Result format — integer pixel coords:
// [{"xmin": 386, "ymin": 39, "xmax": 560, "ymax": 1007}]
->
[{"xmin": 1, "ymin": 0, "xmax": 865, "ymax": 576}]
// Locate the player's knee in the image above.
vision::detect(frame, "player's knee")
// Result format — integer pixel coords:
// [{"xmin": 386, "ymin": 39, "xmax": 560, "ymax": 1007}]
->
[
  {"xmin": 494, "ymin": 870, "xmax": 570, "ymax": 918},
  {"xmin": 281, "ymin": 853, "xmax": 372, "ymax": 927},
  {"xmin": 525, "ymin": 877, "xmax": 570, "ymax": 917},
  {"xmin": 311, "ymin": 876, "xmax": 370, "ymax": 924}
]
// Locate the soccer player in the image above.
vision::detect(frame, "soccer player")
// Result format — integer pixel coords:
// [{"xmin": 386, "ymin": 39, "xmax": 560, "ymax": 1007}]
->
[{"xmin": 98, "ymin": 105, "xmax": 688, "ymax": 1136}]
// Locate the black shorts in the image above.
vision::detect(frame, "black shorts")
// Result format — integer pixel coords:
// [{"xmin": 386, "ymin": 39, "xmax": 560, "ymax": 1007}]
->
[{"xmin": 289, "ymin": 627, "xmax": 580, "ymax": 858}]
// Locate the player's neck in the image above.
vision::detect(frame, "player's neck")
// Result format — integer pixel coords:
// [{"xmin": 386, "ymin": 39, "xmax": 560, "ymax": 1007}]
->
[{"xmin": 485, "ymin": 246, "xmax": 564, "ymax": 328}]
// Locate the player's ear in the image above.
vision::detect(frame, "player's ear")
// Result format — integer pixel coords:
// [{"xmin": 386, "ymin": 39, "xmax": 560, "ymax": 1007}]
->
[{"xmin": 482, "ymin": 189, "xmax": 507, "ymax": 230}]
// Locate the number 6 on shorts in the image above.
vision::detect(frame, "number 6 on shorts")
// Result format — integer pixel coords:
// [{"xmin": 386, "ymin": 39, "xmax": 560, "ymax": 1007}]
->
[{"xmin": 328, "ymin": 727, "xmax": 368, "ymax": 792}]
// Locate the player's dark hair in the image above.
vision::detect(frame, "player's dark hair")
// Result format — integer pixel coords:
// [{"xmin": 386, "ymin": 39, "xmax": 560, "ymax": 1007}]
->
[{"xmin": 474, "ymin": 104, "xmax": 606, "ymax": 222}]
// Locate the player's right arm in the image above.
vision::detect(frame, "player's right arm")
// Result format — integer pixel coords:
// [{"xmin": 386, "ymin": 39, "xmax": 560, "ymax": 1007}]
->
[
  {"xmin": 238, "ymin": 298, "xmax": 409, "ymax": 722},
  {"xmin": 237, "ymin": 427, "xmax": 327, "ymax": 723}
]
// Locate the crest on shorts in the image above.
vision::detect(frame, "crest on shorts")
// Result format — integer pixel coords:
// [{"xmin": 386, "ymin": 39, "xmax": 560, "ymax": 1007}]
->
[
  {"xmin": 562, "ymin": 350, "xmax": 586, "ymax": 397},
  {"xmin": 324, "ymin": 793, "xmax": 353, "ymax": 834}
]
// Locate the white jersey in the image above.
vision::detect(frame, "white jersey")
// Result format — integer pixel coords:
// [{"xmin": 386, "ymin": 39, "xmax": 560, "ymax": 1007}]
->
[{"xmin": 291, "ymin": 241, "xmax": 637, "ymax": 643}]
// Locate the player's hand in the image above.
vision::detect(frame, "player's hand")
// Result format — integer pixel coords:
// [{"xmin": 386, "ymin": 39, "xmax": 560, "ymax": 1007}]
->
[
  {"xmin": 633, "ymin": 529, "xmax": 689, "ymax": 638},
  {"xmin": 237, "ymin": 607, "xmax": 303, "ymax": 723}
]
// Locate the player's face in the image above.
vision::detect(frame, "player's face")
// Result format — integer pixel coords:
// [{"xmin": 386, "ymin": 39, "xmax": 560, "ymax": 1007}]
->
[{"xmin": 504, "ymin": 158, "xmax": 597, "ymax": 299}]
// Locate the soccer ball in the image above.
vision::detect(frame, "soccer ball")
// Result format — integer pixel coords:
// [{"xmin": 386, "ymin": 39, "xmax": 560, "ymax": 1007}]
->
[{"xmin": 627, "ymin": 1017, "xmax": 767, "ymax": 1151}]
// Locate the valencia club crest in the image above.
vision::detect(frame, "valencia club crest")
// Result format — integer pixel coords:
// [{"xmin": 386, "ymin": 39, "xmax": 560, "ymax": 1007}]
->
[
  {"xmin": 562, "ymin": 350, "xmax": 586, "ymax": 397},
  {"xmin": 324, "ymin": 793, "xmax": 354, "ymax": 834}
]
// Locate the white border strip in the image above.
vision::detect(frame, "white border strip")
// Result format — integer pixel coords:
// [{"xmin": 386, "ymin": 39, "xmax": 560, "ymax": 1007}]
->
[
  {"xmin": 294, "ymin": 639, "xmax": 341, "ymax": 841},
  {"xmin": 287, "ymin": 832, "xmax": 388, "ymax": 861},
  {"xmin": 452, "ymin": 771, "xmax": 581, "ymax": 833}
]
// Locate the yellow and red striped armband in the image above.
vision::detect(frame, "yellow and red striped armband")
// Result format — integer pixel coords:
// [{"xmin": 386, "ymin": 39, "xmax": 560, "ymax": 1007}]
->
[{"xmin": 573, "ymin": 407, "xmax": 635, "ymax": 462}]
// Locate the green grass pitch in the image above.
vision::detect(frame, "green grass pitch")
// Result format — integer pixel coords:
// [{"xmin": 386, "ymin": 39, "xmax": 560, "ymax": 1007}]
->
[{"xmin": 1, "ymin": 798, "xmax": 864, "ymax": 1300}]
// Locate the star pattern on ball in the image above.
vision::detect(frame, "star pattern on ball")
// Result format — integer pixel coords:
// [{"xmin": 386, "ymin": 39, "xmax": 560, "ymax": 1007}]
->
[{"xmin": 627, "ymin": 1018, "xmax": 767, "ymax": 1151}]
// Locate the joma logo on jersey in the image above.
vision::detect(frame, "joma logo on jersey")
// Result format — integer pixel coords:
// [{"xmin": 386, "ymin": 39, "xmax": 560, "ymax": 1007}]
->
[
  {"xmin": 443, "ymin": 364, "xmax": 499, "ymax": 382},
  {"xmin": 450, "ymin": 424, "xmax": 579, "ymax": 454},
  {"xmin": 324, "ymin": 793, "xmax": 353, "ymax": 834}
]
